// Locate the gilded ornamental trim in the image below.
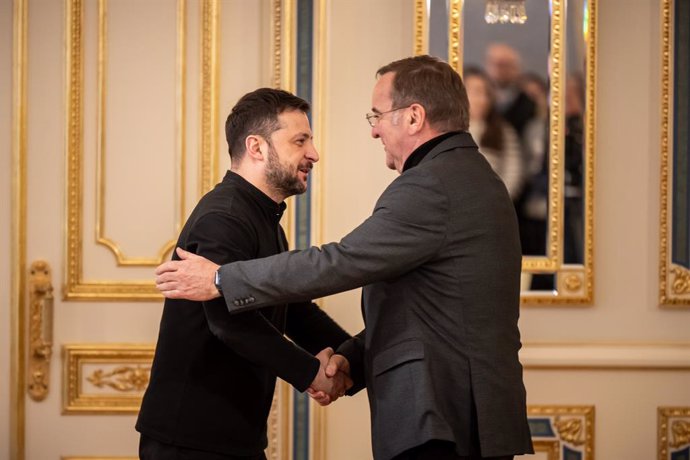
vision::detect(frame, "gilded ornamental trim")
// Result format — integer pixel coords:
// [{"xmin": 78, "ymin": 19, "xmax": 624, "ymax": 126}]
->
[
  {"xmin": 94, "ymin": 0, "xmax": 186, "ymax": 266},
  {"xmin": 64, "ymin": 0, "xmax": 216, "ymax": 300},
  {"xmin": 62, "ymin": 344, "xmax": 154, "ymax": 414},
  {"xmin": 659, "ymin": 0, "xmax": 690, "ymax": 307},
  {"xmin": 412, "ymin": 0, "xmax": 596, "ymax": 304},
  {"xmin": 11, "ymin": 0, "xmax": 29, "ymax": 458},
  {"xmin": 658, "ymin": 407, "xmax": 690, "ymax": 459},
  {"xmin": 528, "ymin": 405, "xmax": 595, "ymax": 460}
]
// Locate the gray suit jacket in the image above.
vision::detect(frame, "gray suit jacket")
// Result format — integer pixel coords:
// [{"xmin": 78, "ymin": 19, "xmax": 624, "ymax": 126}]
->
[{"xmin": 219, "ymin": 132, "xmax": 534, "ymax": 459}]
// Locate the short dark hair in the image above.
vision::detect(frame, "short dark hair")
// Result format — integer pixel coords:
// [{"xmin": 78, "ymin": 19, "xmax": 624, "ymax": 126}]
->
[
  {"xmin": 376, "ymin": 55, "xmax": 469, "ymax": 132},
  {"xmin": 225, "ymin": 88, "xmax": 310, "ymax": 163}
]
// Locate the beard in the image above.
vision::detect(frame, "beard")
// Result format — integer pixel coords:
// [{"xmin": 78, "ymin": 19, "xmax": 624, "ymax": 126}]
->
[{"xmin": 265, "ymin": 141, "xmax": 309, "ymax": 198}]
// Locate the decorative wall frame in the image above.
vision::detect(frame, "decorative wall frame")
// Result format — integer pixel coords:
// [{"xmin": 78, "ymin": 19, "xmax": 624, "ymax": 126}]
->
[
  {"xmin": 414, "ymin": 0, "xmax": 597, "ymax": 304},
  {"xmin": 658, "ymin": 407, "xmax": 690, "ymax": 459},
  {"xmin": 528, "ymin": 405, "xmax": 595, "ymax": 460},
  {"xmin": 62, "ymin": 344, "xmax": 154, "ymax": 414},
  {"xmin": 64, "ymin": 0, "xmax": 219, "ymax": 300},
  {"xmin": 659, "ymin": 0, "xmax": 690, "ymax": 307}
]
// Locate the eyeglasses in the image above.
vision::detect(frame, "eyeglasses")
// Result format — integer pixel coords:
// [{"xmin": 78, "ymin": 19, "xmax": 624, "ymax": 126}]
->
[{"xmin": 365, "ymin": 106, "xmax": 410, "ymax": 127}]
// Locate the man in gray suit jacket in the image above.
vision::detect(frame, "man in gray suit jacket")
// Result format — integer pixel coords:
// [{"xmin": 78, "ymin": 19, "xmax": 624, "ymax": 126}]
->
[{"xmin": 156, "ymin": 55, "xmax": 534, "ymax": 460}]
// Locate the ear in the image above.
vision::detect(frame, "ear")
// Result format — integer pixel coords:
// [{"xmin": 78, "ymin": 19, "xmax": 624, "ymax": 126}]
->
[
  {"xmin": 407, "ymin": 104, "xmax": 426, "ymax": 134},
  {"xmin": 245, "ymin": 135, "xmax": 266, "ymax": 162}
]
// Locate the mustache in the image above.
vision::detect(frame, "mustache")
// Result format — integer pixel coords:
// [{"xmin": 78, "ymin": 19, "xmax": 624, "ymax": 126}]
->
[{"xmin": 299, "ymin": 162, "xmax": 314, "ymax": 171}]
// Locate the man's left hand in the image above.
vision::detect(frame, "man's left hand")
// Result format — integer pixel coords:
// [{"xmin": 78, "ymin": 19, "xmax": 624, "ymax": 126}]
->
[{"xmin": 156, "ymin": 247, "xmax": 221, "ymax": 301}]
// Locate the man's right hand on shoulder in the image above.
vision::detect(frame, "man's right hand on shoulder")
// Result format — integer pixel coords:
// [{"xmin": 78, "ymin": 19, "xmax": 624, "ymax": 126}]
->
[{"xmin": 155, "ymin": 247, "xmax": 221, "ymax": 301}]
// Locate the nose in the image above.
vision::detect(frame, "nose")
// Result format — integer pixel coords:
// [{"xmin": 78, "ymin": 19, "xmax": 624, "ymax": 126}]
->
[
  {"xmin": 371, "ymin": 125, "xmax": 380, "ymax": 139},
  {"xmin": 306, "ymin": 144, "xmax": 319, "ymax": 163}
]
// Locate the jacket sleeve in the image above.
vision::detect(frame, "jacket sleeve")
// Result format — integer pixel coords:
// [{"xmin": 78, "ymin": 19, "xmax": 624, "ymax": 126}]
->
[
  {"xmin": 335, "ymin": 329, "xmax": 366, "ymax": 395},
  {"xmin": 218, "ymin": 167, "xmax": 449, "ymax": 312},
  {"xmin": 188, "ymin": 211, "xmax": 319, "ymax": 392}
]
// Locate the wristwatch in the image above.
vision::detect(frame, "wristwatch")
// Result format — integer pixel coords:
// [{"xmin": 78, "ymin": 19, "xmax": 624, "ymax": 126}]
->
[{"xmin": 214, "ymin": 269, "xmax": 223, "ymax": 296}]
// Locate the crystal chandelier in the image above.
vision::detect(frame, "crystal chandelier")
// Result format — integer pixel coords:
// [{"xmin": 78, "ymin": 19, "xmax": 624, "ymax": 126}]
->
[{"xmin": 484, "ymin": 0, "xmax": 528, "ymax": 24}]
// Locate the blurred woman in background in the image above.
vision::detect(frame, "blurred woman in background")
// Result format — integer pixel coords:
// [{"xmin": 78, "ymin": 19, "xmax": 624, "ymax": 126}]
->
[{"xmin": 464, "ymin": 67, "xmax": 524, "ymax": 201}]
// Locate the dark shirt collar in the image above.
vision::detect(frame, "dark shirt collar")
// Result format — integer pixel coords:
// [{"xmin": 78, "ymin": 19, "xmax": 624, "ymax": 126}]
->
[
  {"xmin": 222, "ymin": 170, "xmax": 287, "ymax": 222},
  {"xmin": 402, "ymin": 131, "xmax": 463, "ymax": 172}
]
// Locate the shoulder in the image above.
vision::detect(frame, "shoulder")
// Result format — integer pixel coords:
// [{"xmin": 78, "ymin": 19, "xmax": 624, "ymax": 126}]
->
[
  {"xmin": 375, "ymin": 166, "xmax": 449, "ymax": 222},
  {"xmin": 184, "ymin": 188, "xmax": 256, "ymax": 241}
]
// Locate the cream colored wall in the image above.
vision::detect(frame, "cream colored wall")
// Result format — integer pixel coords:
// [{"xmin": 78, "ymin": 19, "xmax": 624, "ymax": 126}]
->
[
  {"xmin": 318, "ymin": 1, "xmax": 412, "ymax": 459},
  {"xmin": 1, "ymin": 0, "xmax": 12, "ymax": 457},
  {"xmin": 318, "ymin": 0, "xmax": 690, "ymax": 459}
]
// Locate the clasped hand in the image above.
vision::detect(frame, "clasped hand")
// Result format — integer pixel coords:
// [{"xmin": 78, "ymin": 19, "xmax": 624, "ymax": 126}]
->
[{"xmin": 307, "ymin": 347, "xmax": 352, "ymax": 406}]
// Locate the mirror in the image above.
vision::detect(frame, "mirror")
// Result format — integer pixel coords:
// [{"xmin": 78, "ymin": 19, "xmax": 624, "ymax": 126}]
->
[
  {"xmin": 416, "ymin": 0, "xmax": 595, "ymax": 304},
  {"xmin": 660, "ymin": 0, "xmax": 690, "ymax": 306}
]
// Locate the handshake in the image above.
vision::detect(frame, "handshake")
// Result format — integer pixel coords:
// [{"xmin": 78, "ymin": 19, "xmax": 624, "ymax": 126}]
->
[{"xmin": 306, "ymin": 347, "xmax": 353, "ymax": 406}]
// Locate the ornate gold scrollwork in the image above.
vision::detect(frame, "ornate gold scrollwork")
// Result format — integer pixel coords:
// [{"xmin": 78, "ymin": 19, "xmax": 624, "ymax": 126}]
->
[
  {"xmin": 554, "ymin": 416, "xmax": 585, "ymax": 446},
  {"xmin": 659, "ymin": 407, "xmax": 690, "ymax": 458},
  {"xmin": 86, "ymin": 365, "xmax": 150, "ymax": 392},
  {"xmin": 671, "ymin": 267, "xmax": 690, "ymax": 295},
  {"xmin": 28, "ymin": 260, "xmax": 53, "ymax": 401},
  {"xmin": 563, "ymin": 273, "xmax": 583, "ymax": 292},
  {"xmin": 671, "ymin": 420, "xmax": 690, "ymax": 448}
]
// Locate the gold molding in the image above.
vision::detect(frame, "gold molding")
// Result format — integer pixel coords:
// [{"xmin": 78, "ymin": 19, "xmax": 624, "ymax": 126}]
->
[
  {"xmin": 271, "ymin": 0, "xmax": 279, "ymax": 89},
  {"xmin": 448, "ymin": 0, "xmax": 462, "ymax": 74},
  {"xmin": 519, "ymin": 0, "xmax": 597, "ymax": 305},
  {"xmin": 528, "ymin": 405, "xmax": 595, "ymax": 460},
  {"xmin": 659, "ymin": 0, "xmax": 690, "ymax": 307},
  {"xmin": 86, "ymin": 365, "xmax": 150, "ymax": 392},
  {"xmin": 62, "ymin": 344, "xmax": 154, "ymax": 414},
  {"xmin": 530, "ymin": 0, "xmax": 564, "ymax": 274},
  {"xmin": 276, "ymin": 0, "xmax": 296, "ymax": 246},
  {"xmin": 533, "ymin": 440, "xmax": 560, "ymax": 460},
  {"xmin": 266, "ymin": 379, "xmax": 292, "ymax": 460},
  {"xmin": 412, "ymin": 0, "xmax": 462, "ymax": 73},
  {"xmin": 65, "ymin": 0, "xmax": 217, "ymax": 300},
  {"xmin": 266, "ymin": 5, "xmax": 293, "ymax": 459},
  {"xmin": 312, "ymin": 2, "xmax": 328, "ymax": 457},
  {"xmin": 200, "ymin": 0, "xmax": 219, "ymax": 195},
  {"xmin": 11, "ymin": 0, "xmax": 28, "ymax": 457},
  {"xmin": 582, "ymin": 0, "xmax": 597, "ymax": 306},
  {"xmin": 94, "ymin": 0, "xmax": 185, "ymax": 267},
  {"xmin": 65, "ymin": 0, "xmax": 161, "ymax": 300},
  {"xmin": 413, "ymin": 0, "xmax": 426, "ymax": 57},
  {"xmin": 658, "ymin": 407, "xmax": 690, "ymax": 459},
  {"xmin": 28, "ymin": 260, "xmax": 54, "ymax": 401}
]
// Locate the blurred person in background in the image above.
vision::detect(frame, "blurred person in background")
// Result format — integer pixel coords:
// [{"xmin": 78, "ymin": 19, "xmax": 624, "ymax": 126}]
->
[
  {"xmin": 484, "ymin": 43, "xmax": 536, "ymax": 138},
  {"xmin": 465, "ymin": 67, "xmax": 524, "ymax": 201}
]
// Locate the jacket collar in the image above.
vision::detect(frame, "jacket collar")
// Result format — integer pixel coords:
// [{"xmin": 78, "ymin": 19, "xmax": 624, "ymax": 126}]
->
[{"xmin": 403, "ymin": 131, "xmax": 478, "ymax": 172}]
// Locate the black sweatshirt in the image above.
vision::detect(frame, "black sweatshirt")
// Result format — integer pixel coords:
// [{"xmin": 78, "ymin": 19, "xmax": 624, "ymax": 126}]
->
[{"xmin": 136, "ymin": 170, "xmax": 351, "ymax": 456}]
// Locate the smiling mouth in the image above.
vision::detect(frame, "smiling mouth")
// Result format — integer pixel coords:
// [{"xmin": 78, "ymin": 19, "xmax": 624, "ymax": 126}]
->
[{"xmin": 298, "ymin": 164, "xmax": 313, "ymax": 176}]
